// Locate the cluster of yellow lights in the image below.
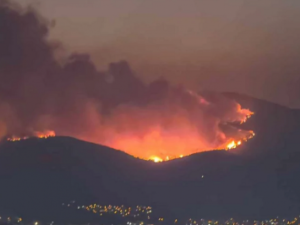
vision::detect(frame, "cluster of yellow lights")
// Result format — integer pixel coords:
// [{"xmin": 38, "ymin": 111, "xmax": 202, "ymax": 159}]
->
[{"xmin": 63, "ymin": 203, "xmax": 152, "ymax": 218}]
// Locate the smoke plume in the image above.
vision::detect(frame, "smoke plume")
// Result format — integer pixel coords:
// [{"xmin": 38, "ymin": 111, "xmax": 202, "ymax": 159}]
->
[{"xmin": 0, "ymin": 1, "xmax": 253, "ymax": 160}]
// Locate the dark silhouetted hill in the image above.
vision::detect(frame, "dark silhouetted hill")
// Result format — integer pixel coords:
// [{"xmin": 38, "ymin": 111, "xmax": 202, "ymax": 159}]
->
[{"xmin": 1, "ymin": 94, "xmax": 300, "ymax": 222}]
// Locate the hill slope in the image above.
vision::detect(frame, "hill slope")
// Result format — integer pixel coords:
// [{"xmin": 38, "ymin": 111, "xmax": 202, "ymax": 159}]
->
[{"xmin": 1, "ymin": 94, "xmax": 300, "ymax": 221}]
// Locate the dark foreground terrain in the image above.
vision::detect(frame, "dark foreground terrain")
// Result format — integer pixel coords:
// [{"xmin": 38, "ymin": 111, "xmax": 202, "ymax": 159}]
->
[{"xmin": 1, "ymin": 93, "xmax": 300, "ymax": 222}]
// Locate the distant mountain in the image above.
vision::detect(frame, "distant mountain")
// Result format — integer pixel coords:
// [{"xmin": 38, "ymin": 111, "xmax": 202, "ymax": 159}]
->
[{"xmin": 1, "ymin": 93, "xmax": 300, "ymax": 222}]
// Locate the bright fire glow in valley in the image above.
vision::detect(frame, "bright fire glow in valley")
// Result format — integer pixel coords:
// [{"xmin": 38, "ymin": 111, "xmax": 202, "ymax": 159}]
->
[
  {"xmin": 4, "ymin": 75, "xmax": 255, "ymax": 163},
  {"xmin": 5, "ymin": 103, "xmax": 255, "ymax": 163}
]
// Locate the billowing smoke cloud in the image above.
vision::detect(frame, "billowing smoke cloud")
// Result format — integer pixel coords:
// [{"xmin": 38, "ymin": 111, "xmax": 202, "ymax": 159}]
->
[{"xmin": 0, "ymin": 1, "xmax": 253, "ymax": 160}]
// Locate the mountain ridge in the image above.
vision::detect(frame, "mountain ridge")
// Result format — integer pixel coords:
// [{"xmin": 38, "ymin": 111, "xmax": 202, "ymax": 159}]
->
[{"xmin": 1, "ymin": 93, "xmax": 300, "ymax": 221}]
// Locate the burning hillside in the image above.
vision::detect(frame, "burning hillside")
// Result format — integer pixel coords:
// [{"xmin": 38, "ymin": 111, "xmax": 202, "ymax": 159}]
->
[
  {"xmin": 0, "ymin": 1, "xmax": 255, "ymax": 162},
  {"xmin": 68, "ymin": 88, "xmax": 255, "ymax": 162},
  {"xmin": 6, "ymin": 130, "xmax": 56, "ymax": 142}
]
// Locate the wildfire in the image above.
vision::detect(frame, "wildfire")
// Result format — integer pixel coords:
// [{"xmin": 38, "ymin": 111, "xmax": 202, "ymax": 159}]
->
[
  {"xmin": 148, "ymin": 131, "xmax": 255, "ymax": 162},
  {"xmin": 240, "ymin": 113, "xmax": 254, "ymax": 124},
  {"xmin": 226, "ymin": 140, "xmax": 242, "ymax": 150},
  {"xmin": 6, "ymin": 136, "xmax": 28, "ymax": 142},
  {"xmin": 4, "ymin": 90, "xmax": 255, "ymax": 163},
  {"xmin": 149, "ymin": 156, "xmax": 163, "ymax": 163},
  {"xmin": 33, "ymin": 130, "xmax": 56, "ymax": 139},
  {"xmin": 146, "ymin": 129, "xmax": 255, "ymax": 162},
  {"xmin": 6, "ymin": 130, "xmax": 56, "ymax": 142},
  {"xmin": 225, "ymin": 131, "xmax": 255, "ymax": 150},
  {"xmin": 149, "ymin": 155, "xmax": 175, "ymax": 163}
]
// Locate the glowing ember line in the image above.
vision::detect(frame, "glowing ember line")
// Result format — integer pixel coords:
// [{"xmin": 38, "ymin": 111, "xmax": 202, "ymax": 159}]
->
[
  {"xmin": 6, "ymin": 130, "xmax": 56, "ymax": 142},
  {"xmin": 34, "ymin": 130, "xmax": 56, "ymax": 139},
  {"xmin": 7, "ymin": 136, "xmax": 28, "ymax": 142},
  {"xmin": 226, "ymin": 131, "xmax": 255, "ymax": 150}
]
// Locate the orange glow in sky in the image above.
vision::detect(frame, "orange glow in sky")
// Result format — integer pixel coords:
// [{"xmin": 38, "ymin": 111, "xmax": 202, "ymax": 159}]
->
[{"xmin": 66, "ymin": 91, "xmax": 256, "ymax": 162}]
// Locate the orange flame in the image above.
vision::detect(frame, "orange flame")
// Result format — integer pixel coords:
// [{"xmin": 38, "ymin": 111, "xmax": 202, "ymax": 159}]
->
[
  {"xmin": 33, "ymin": 130, "xmax": 56, "ymax": 139},
  {"xmin": 149, "ymin": 156, "xmax": 163, "ymax": 163},
  {"xmin": 225, "ymin": 131, "xmax": 255, "ymax": 150},
  {"xmin": 6, "ymin": 136, "xmax": 28, "ymax": 142},
  {"xmin": 7, "ymin": 130, "xmax": 55, "ymax": 142}
]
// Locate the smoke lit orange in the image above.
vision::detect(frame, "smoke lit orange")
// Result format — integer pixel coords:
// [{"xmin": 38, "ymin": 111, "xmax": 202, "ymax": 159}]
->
[
  {"xmin": 0, "ymin": 3, "xmax": 256, "ymax": 165},
  {"xmin": 66, "ymin": 90, "xmax": 256, "ymax": 163},
  {"xmin": 4, "ymin": 88, "xmax": 254, "ymax": 163}
]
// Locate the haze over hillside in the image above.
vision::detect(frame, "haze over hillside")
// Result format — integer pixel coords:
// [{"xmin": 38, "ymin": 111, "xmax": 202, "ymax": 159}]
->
[{"xmin": 1, "ymin": 94, "xmax": 300, "ymax": 221}]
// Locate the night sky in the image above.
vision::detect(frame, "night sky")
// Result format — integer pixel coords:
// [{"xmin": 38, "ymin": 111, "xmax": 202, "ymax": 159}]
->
[{"xmin": 14, "ymin": 0, "xmax": 300, "ymax": 108}]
